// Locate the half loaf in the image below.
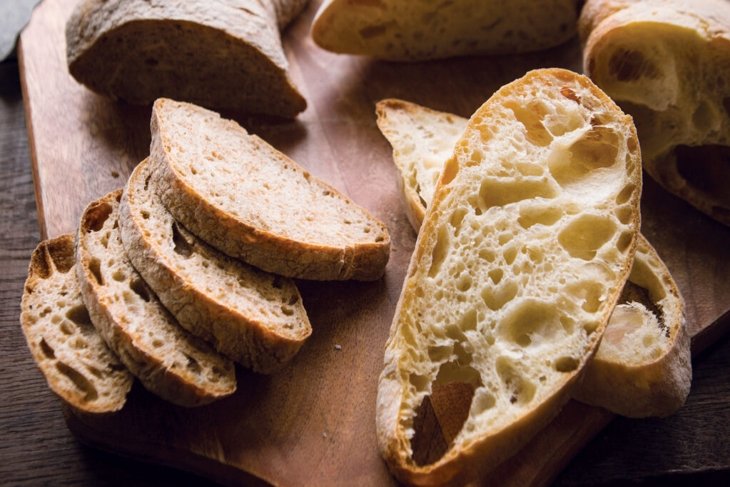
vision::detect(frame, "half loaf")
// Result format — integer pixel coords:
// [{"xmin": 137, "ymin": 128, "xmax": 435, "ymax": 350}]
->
[
  {"xmin": 77, "ymin": 190, "xmax": 237, "ymax": 407},
  {"xmin": 376, "ymin": 69, "xmax": 642, "ymax": 485},
  {"xmin": 580, "ymin": 0, "xmax": 730, "ymax": 225},
  {"xmin": 66, "ymin": 0, "xmax": 307, "ymax": 117},
  {"xmin": 311, "ymin": 0, "xmax": 580, "ymax": 61},
  {"xmin": 120, "ymin": 158, "xmax": 312, "ymax": 373},
  {"xmin": 20, "ymin": 235, "xmax": 133, "ymax": 413},
  {"xmin": 149, "ymin": 98, "xmax": 391, "ymax": 281},
  {"xmin": 375, "ymin": 97, "xmax": 691, "ymax": 419}
]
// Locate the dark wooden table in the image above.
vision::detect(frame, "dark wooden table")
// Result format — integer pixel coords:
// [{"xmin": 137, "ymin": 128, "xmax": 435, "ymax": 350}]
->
[{"xmin": 1, "ymin": 56, "xmax": 730, "ymax": 486}]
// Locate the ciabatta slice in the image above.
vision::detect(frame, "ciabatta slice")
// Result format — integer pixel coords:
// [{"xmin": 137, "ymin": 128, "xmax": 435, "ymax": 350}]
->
[
  {"xmin": 376, "ymin": 69, "xmax": 642, "ymax": 485},
  {"xmin": 149, "ymin": 98, "xmax": 390, "ymax": 281},
  {"xmin": 311, "ymin": 0, "xmax": 579, "ymax": 61},
  {"xmin": 376, "ymin": 97, "xmax": 691, "ymax": 417},
  {"xmin": 78, "ymin": 190, "xmax": 237, "ymax": 407},
  {"xmin": 120, "ymin": 158, "xmax": 311, "ymax": 373},
  {"xmin": 581, "ymin": 0, "xmax": 730, "ymax": 225},
  {"xmin": 20, "ymin": 235, "xmax": 132, "ymax": 413}
]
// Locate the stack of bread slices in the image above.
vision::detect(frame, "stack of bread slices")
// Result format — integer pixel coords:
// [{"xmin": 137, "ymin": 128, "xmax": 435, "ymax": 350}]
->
[{"xmin": 20, "ymin": 98, "xmax": 391, "ymax": 412}]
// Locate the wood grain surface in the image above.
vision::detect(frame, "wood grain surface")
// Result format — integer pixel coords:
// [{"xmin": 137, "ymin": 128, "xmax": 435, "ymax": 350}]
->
[{"xmin": 11, "ymin": 0, "xmax": 730, "ymax": 485}]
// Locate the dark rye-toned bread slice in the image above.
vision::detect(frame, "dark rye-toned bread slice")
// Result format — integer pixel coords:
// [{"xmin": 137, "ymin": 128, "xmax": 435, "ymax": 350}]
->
[
  {"xmin": 120, "ymin": 158, "xmax": 311, "ymax": 373},
  {"xmin": 65, "ymin": 0, "xmax": 307, "ymax": 118},
  {"xmin": 20, "ymin": 235, "xmax": 132, "ymax": 413},
  {"xmin": 376, "ymin": 98, "xmax": 691, "ymax": 419},
  {"xmin": 78, "ymin": 190, "xmax": 236, "ymax": 407},
  {"xmin": 376, "ymin": 69, "xmax": 642, "ymax": 485},
  {"xmin": 311, "ymin": 0, "xmax": 580, "ymax": 61},
  {"xmin": 149, "ymin": 98, "xmax": 390, "ymax": 281}
]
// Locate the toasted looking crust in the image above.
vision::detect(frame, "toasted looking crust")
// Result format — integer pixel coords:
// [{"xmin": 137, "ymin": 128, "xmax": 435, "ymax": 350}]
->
[
  {"xmin": 120, "ymin": 158, "xmax": 312, "ymax": 373},
  {"xmin": 581, "ymin": 0, "xmax": 730, "ymax": 225},
  {"xmin": 376, "ymin": 69, "xmax": 642, "ymax": 486},
  {"xmin": 311, "ymin": 0, "xmax": 579, "ymax": 61},
  {"xmin": 376, "ymin": 97, "xmax": 691, "ymax": 419},
  {"xmin": 66, "ymin": 0, "xmax": 307, "ymax": 117},
  {"xmin": 149, "ymin": 98, "xmax": 391, "ymax": 281},
  {"xmin": 77, "ymin": 190, "xmax": 237, "ymax": 407},
  {"xmin": 20, "ymin": 235, "xmax": 132, "ymax": 413}
]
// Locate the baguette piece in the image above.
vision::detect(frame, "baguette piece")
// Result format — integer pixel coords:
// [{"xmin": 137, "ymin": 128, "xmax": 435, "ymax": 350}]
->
[
  {"xmin": 376, "ymin": 69, "xmax": 642, "ymax": 485},
  {"xmin": 311, "ymin": 0, "xmax": 579, "ymax": 61},
  {"xmin": 580, "ymin": 0, "xmax": 730, "ymax": 225},
  {"xmin": 20, "ymin": 235, "xmax": 132, "ymax": 413},
  {"xmin": 149, "ymin": 98, "xmax": 390, "ymax": 281},
  {"xmin": 376, "ymin": 97, "xmax": 691, "ymax": 418},
  {"xmin": 66, "ymin": 0, "xmax": 307, "ymax": 118},
  {"xmin": 120, "ymin": 158, "xmax": 311, "ymax": 373},
  {"xmin": 77, "ymin": 190, "xmax": 236, "ymax": 407}
]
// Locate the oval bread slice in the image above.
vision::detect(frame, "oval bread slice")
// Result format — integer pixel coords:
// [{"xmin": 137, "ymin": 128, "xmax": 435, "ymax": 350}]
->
[
  {"xmin": 376, "ymin": 97, "xmax": 691, "ymax": 418},
  {"xmin": 376, "ymin": 69, "xmax": 642, "ymax": 485},
  {"xmin": 120, "ymin": 158, "xmax": 312, "ymax": 373},
  {"xmin": 20, "ymin": 235, "xmax": 132, "ymax": 413},
  {"xmin": 149, "ymin": 98, "xmax": 391, "ymax": 281},
  {"xmin": 65, "ymin": 0, "xmax": 307, "ymax": 117},
  {"xmin": 580, "ymin": 0, "xmax": 730, "ymax": 225},
  {"xmin": 311, "ymin": 0, "xmax": 579, "ymax": 61},
  {"xmin": 78, "ymin": 190, "xmax": 237, "ymax": 407}
]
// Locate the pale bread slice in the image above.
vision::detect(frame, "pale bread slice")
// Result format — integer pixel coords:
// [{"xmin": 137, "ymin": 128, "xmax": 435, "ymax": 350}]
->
[
  {"xmin": 149, "ymin": 98, "xmax": 390, "ymax": 281},
  {"xmin": 120, "ymin": 158, "xmax": 311, "ymax": 373},
  {"xmin": 66, "ymin": 0, "xmax": 307, "ymax": 117},
  {"xmin": 20, "ymin": 235, "xmax": 132, "ymax": 413},
  {"xmin": 376, "ymin": 69, "xmax": 642, "ymax": 485},
  {"xmin": 580, "ymin": 0, "xmax": 730, "ymax": 225},
  {"xmin": 311, "ymin": 0, "xmax": 579, "ymax": 61},
  {"xmin": 77, "ymin": 190, "xmax": 237, "ymax": 407},
  {"xmin": 376, "ymin": 97, "xmax": 691, "ymax": 417}
]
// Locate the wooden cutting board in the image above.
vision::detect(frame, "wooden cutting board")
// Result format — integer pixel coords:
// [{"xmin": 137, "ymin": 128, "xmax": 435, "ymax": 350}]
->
[{"xmin": 18, "ymin": 0, "xmax": 730, "ymax": 485}]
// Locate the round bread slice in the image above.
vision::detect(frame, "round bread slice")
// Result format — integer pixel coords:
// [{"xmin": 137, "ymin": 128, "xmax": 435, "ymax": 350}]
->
[
  {"xmin": 311, "ymin": 0, "xmax": 579, "ymax": 61},
  {"xmin": 376, "ymin": 69, "xmax": 642, "ymax": 485},
  {"xmin": 376, "ymin": 97, "xmax": 691, "ymax": 419},
  {"xmin": 581, "ymin": 0, "xmax": 730, "ymax": 225},
  {"xmin": 149, "ymin": 98, "xmax": 390, "ymax": 281},
  {"xmin": 119, "ymin": 158, "xmax": 311, "ymax": 373},
  {"xmin": 65, "ymin": 0, "xmax": 306, "ymax": 117},
  {"xmin": 77, "ymin": 190, "xmax": 236, "ymax": 407},
  {"xmin": 574, "ymin": 236, "xmax": 691, "ymax": 417},
  {"xmin": 20, "ymin": 235, "xmax": 132, "ymax": 413}
]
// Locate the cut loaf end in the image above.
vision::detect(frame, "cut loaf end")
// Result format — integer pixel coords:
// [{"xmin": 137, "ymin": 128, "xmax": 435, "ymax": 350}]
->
[{"xmin": 377, "ymin": 69, "xmax": 642, "ymax": 485}]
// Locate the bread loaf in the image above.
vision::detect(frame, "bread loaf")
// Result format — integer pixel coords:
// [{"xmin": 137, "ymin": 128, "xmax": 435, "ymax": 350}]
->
[
  {"xmin": 149, "ymin": 98, "xmax": 391, "ymax": 281},
  {"xmin": 376, "ymin": 69, "xmax": 642, "ymax": 485},
  {"xmin": 120, "ymin": 158, "xmax": 312, "ymax": 373},
  {"xmin": 20, "ymin": 235, "xmax": 132, "ymax": 413},
  {"xmin": 66, "ymin": 0, "xmax": 307, "ymax": 117},
  {"xmin": 311, "ymin": 0, "xmax": 579, "ymax": 61},
  {"xmin": 580, "ymin": 0, "xmax": 730, "ymax": 225},
  {"xmin": 77, "ymin": 190, "xmax": 237, "ymax": 407},
  {"xmin": 376, "ymin": 97, "xmax": 691, "ymax": 419}
]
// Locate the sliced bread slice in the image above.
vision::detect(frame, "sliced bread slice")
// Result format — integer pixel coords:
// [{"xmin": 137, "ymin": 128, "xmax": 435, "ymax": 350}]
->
[
  {"xmin": 376, "ymin": 69, "xmax": 642, "ymax": 485},
  {"xmin": 20, "ymin": 235, "xmax": 132, "ymax": 413},
  {"xmin": 580, "ymin": 0, "xmax": 730, "ymax": 225},
  {"xmin": 77, "ymin": 190, "xmax": 236, "ymax": 407},
  {"xmin": 311, "ymin": 0, "xmax": 579, "ymax": 61},
  {"xmin": 149, "ymin": 98, "xmax": 390, "ymax": 281},
  {"xmin": 66, "ymin": 0, "xmax": 307, "ymax": 117},
  {"xmin": 376, "ymin": 97, "xmax": 691, "ymax": 417},
  {"xmin": 120, "ymin": 158, "xmax": 311, "ymax": 373}
]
